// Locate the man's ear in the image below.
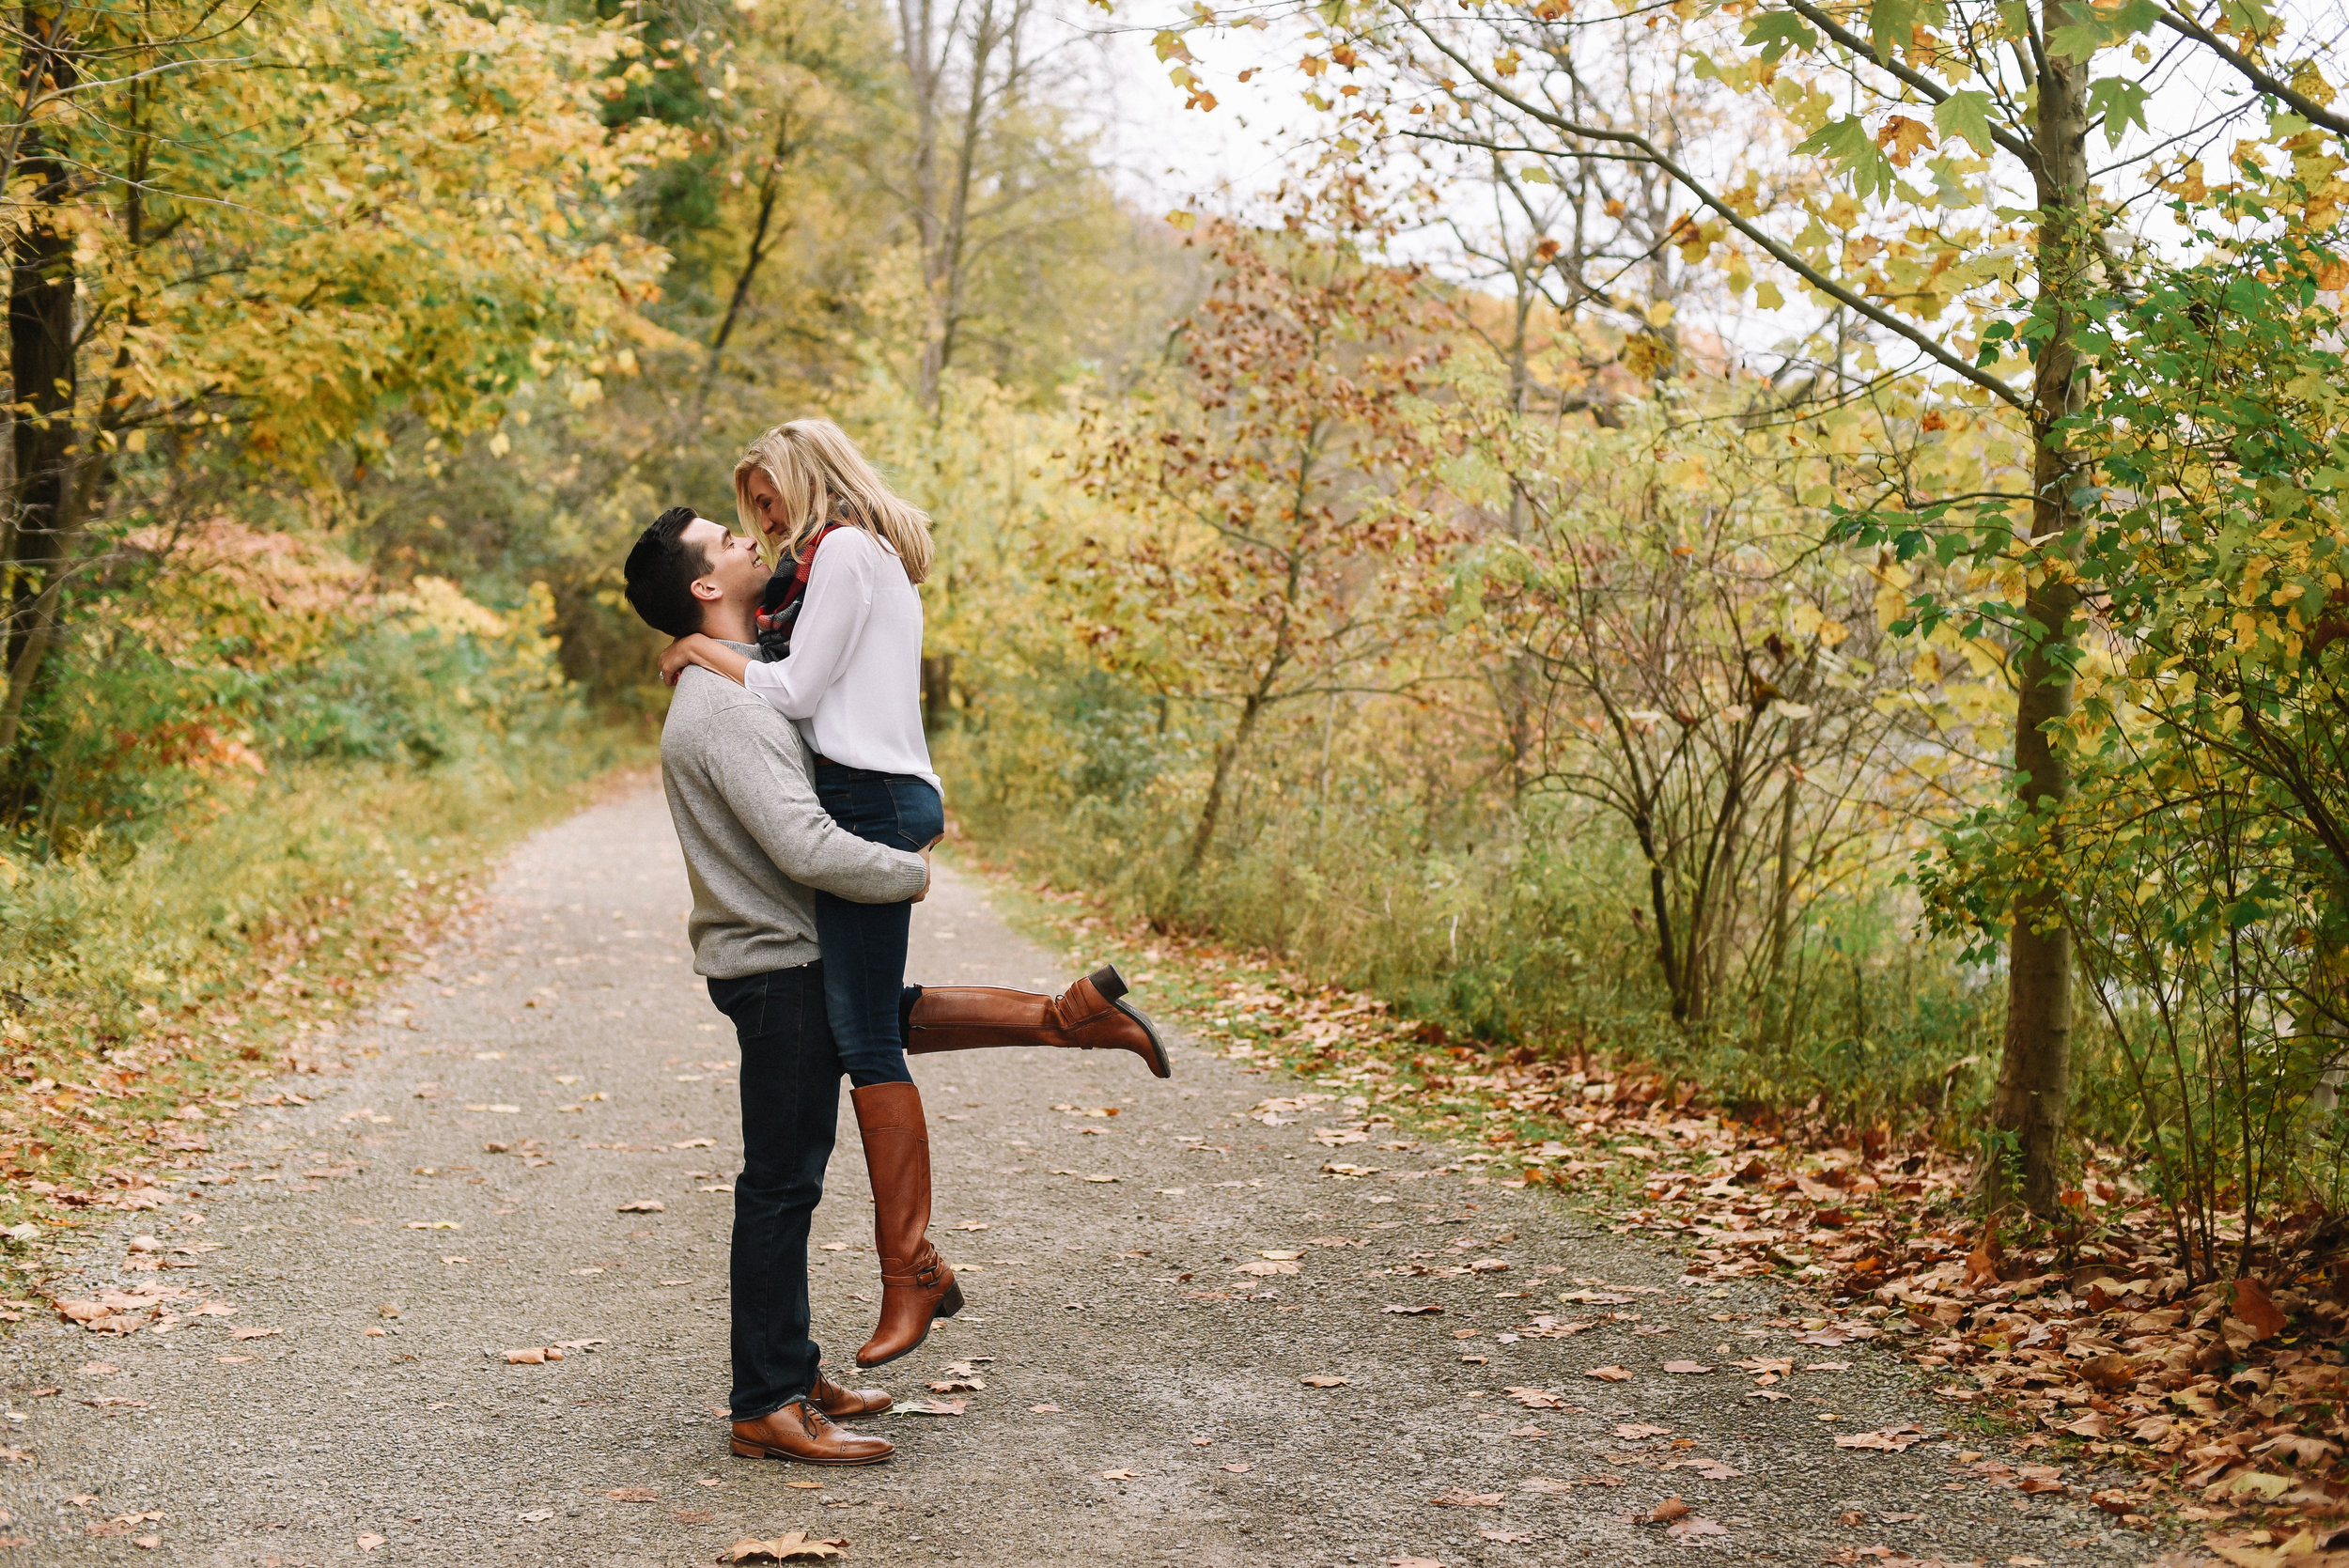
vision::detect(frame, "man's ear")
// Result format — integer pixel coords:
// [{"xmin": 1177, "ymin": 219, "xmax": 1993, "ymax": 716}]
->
[{"xmin": 689, "ymin": 574, "xmax": 725, "ymax": 604}]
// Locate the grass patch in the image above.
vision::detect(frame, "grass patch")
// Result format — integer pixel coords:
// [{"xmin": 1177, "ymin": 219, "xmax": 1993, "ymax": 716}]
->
[{"xmin": 0, "ymin": 731, "xmax": 650, "ymax": 1281}]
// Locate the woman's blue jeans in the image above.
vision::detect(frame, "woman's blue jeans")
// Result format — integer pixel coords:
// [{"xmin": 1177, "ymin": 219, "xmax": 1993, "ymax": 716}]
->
[{"xmin": 812, "ymin": 764, "xmax": 943, "ymax": 1088}]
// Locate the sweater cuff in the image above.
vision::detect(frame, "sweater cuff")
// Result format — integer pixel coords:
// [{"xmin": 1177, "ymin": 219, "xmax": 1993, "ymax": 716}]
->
[{"xmin": 883, "ymin": 849, "xmax": 929, "ymax": 903}]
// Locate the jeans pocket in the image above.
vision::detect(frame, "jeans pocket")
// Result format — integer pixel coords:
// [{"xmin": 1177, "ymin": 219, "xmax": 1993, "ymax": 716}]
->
[{"xmin": 891, "ymin": 779, "xmax": 944, "ymax": 849}]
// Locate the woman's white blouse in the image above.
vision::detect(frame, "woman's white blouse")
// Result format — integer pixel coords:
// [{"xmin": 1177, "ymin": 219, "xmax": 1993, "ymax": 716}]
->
[{"xmin": 740, "ymin": 526, "xmax": 941, "ymax": 797}]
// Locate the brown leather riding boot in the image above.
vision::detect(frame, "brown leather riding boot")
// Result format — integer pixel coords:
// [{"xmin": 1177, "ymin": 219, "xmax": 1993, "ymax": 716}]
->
[
  {"xmin": 810, "ymin": 1369, "xmax": 892, "ymax": 1418},
  {"xmin": 851, "ymin": 1081, "xmax": 963, "ymax": 1369},
  {"xmin": 904, "ymin": 963, "xmax": 1171, "ymax": 1079},
  {"xmin": 731, "ymin": 1399, "xmax": 893, "ymax": 1465}
]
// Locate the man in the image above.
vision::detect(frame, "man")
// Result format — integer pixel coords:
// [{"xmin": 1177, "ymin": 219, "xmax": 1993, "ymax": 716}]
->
[{"xmin": 622, "ymin": 505, "xmax": 1169, "ymax": 1468}]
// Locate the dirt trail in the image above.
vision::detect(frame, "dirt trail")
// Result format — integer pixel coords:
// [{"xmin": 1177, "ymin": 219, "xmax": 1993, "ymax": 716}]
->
[{"xmin": 0, "ymin": 785, "xmax": 2156, "ymax": 1566}]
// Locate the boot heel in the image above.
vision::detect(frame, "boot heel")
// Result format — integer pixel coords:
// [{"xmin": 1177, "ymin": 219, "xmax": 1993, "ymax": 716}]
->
[
  {"xmin": 1086, "ymin": 964, "xmax": 1128, "ymax": 1003},
  {"xmin": 731, "ymin": 1438, "xmax": 768, "ymax": 1458},
  {"xmin": 939, "ymin": 1280, "xmax": 965, "ymax": 1319}
]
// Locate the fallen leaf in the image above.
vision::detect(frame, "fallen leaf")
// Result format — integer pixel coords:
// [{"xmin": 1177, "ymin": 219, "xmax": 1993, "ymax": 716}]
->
[
  {"xmin": 357, "ymin": 1534, "xmax": 388, "ymax": 1551},
  {"xmin": 1301, "ymin": 1375, "xmax": 1350, "ymax": 1388},
  {"xmin": 1667, "ymin": 1516, "xmax": 1731, "ymax": 1540},
  {"xmin": 616, "ymin": 1201, "xmax": 665, "ymax": 1214},
  {"xmin": 1430, "ymin": 1491, "xmax": 1504, "ymax": 1507},
  {"xmin": 1834, "ymin": 1425, "xmax": 1925, "ymax": 1452},
  {"xmin": 1660, "ymin": 1360, "xmax": 1713, "ymax": 1374},
  {"xmin": 1645, "ymin": 1497, "xmax": 1690, "ymax": 1524},
  {"xmin": 1479, "ymin": 1529, "xmax": 1533, "ymax": 1543},
  {"xmin": 1100, "ymin": 1469, "xmax": 1137, "ymax": 1480},
  {"xmin": 2232, "ymin": 1277, "xmax": 2286, "ymax": 1341},
  {"xmin": 1027, "ymin": 1404, "xmax": 1063, "ymax": 1414},
  {"xmin": 1614, "ymin": 1423, "xmax": 1672, "ymax": 1439},
  {"xmin": 1387, "ymin": 1558, "xmax": 1446, "ymax": 1568},
  {"xmin": 1583, "ymin": 1365, "xmax": 1634, "ymax": 1382},
  {"xmin": 899, "ymin": 1398, "xmax": 967, "ymax": 1416},
  {"xmin": 1222, "ymin": 1462, "xmax": 1252, "ymax": 1473},
  {"xmin": 1963, "ymin": 1222, "xmax": 2001, "ymax": 1287},
  {"xmin": 229, "ymin": 1327, "xmax": 279, "ymax": 1341},
  {"xmin": 1384, "ymin": 1304, "xmax": 1445, "ymax": 1315},
  {"xmin": 1520, "ymin": 1478, "xmax": 1573, "ymax": 1495},
  {"xmin": 927, "ymin": 1378, "xmax": 984, "ymax": 1393},
  {"xmin": 718, "ymin": 1534, "xmax": 849, "ymax": 1563},
  {"xmin": 606, "ymin": 1487, "xmax": 658, "ymax": 1502},
  {"xmin": 506, "ymin": 1347, "xmax": 565, "ymax": 1364},
  {"xmin": 785, "ymin": 1482, "xmax": 821, "ymax": 1490},
  {"xmin": 674, "ymin": 1509, "xmax": 715, "ymax": 1525}
]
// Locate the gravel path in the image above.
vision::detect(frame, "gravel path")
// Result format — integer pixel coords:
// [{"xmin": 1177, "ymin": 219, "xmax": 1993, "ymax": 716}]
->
[{"xmin": 0, "ymin": 786, "xmax": 2162, "ymax": 1567}]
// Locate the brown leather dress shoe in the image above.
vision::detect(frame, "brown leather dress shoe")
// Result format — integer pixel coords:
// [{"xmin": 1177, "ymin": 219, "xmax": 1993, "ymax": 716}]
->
[
  {"xmin": 730, "ymin": 1399, "xmax": 893, "ymax": 1465},
  {"xmin": 850, "ymin": 1080, "xmax": 963, "ymax": 1368},
  {"xmin": 810, "ymin": 1369, "xmax": 892, "ymax": 1418},
  {"xmin": 905, "ymin": 964, "xmax": 1171, "ymax": 1078}
]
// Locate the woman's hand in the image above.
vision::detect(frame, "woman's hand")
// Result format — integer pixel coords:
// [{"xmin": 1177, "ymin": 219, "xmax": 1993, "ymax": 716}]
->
[{"xmin": 658, "ymin": 635, "xmax": 706, "ymax": 688}]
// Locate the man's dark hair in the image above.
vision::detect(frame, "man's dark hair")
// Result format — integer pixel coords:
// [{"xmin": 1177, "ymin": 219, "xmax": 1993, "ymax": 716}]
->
[{"xmin": 623, "ymin": 505, "xmax": 711, "ymax": 639}]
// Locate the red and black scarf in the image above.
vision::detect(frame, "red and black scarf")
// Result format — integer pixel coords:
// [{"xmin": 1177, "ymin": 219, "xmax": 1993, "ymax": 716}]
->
[{"xmin": 752, "ymin": 523, "xmax": 840, "ymax": 662}]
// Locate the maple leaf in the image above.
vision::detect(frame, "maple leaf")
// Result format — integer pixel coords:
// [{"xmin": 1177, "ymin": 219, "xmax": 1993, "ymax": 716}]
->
[
  {"xmin": 719, "ymin": 1534, "xmax": 850, "ymax": 1563},
  {"xmin": 1834, "ymin": 1424, "xmax": 1925, "ymax": 1452},
  {"xmin": 1300, "ymin": 1374, "xmax": 1350, "ymax": 1388},
  {"xmin": 1659, "ymin": 1359, "xmax": 1713, "ymax": 1374},
  {"xmin": 2232, "ymin": 1277, "xmax": 2286, "ymax": 1341},
  {"xmin": 1873, "ymin": 115, "xmax": 1936, "ymax": 167},
  {"xmin": 1583, "ymin": 1365, "xmax": 1634, "ymax": 1382}
]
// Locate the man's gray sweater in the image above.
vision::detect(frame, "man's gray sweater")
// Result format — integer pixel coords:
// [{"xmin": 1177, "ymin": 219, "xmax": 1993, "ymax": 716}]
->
[{"xmin": 660, "ymin": 645, "xmax": 927, "ymax": 978}]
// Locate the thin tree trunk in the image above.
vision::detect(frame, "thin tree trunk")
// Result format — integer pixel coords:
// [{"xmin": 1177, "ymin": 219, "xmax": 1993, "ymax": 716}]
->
[
  {"xmin": 1987, "ymin": 2, "xmax": 2090, "ymax": 1214},
  {"xmin": 0, "ymin": 1, "xmax": 81, "ymax": 759},
  {"xmin": 1188, "ymin": 692, "xmax": 1260, "ymax": 875}
]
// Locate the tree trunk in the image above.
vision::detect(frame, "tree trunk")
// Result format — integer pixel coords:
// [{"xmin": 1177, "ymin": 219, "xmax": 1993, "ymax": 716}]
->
[
  {"xmin": 920, "ymin": 652, "xmax": 955, "ymax": 734},
  {"xmin": 1986, "ymin": 0, "xmax": 2090, "ymax": 1215},
  {"xmin": 1187, "ymin": 689, "xmax": 1266, "ymax": 875},
  {"xmin": 0, "ymin": 2, "xmax": 81, "ymax": 759}
]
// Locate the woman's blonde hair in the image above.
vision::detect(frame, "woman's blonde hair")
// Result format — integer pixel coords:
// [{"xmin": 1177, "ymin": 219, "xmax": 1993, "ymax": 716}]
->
[{"xmin": 732, "ymin": 419, "xmax": 934, "ymax": 584}]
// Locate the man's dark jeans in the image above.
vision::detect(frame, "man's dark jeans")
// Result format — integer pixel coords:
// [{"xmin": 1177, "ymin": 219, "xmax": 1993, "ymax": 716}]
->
[
  {"xmin": 707, "ymin": 962, "xmax": 842, "ymax": 1422},
  {"xmin": 811, "ymin": 764, "xmax": 944, "ymax": 1088}
]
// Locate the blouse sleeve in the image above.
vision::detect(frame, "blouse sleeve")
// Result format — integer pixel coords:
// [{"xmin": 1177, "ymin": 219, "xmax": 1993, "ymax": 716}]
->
[{"xmin": 740, "ymin": 530, "xmax": 879, "ymax": 722}]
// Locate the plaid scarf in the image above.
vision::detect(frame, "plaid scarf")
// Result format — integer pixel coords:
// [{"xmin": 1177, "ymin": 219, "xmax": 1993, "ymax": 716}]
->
[{"xmin": 752, "ymin": 524, "xmax": 840, "ymax": 662}]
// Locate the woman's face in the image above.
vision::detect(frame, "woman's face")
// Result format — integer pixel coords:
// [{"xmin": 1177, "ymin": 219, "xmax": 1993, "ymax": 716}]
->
[{"xmin": 744, "ymin": 470, "xmax": 788, "ymax": 543}]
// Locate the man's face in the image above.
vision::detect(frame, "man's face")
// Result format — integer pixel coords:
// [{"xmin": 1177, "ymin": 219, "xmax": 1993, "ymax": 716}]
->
[{"xmin": 684, "ymin": 517, "xmax": 768, "ymax": 614}]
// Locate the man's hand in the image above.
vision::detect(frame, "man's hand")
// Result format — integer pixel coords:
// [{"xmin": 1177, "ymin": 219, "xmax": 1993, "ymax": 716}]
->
[{"xmin": 912, "ymin": 845, "xmax": 933, "ymax": 903}]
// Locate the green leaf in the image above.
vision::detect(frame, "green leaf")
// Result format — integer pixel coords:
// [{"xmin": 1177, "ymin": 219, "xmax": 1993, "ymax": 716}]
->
[
  {"xmin": 2046, "ymin": 0, "xmax": 2159, "ymax": 60},
  {"xmin": 1932, "ymin": 90, "xmax": 1998, "ymax": 156},
  {"xmin": 1794, "ymin": 115, "xmax": 1894, "ymax": 197},
  {"xmin": 1743, "ymin": 11, "xmax": 1819, "ymax": 63},
  {"xmin": 2086, "ymin": 77, "xmax": 2151, "ymax": 148}
]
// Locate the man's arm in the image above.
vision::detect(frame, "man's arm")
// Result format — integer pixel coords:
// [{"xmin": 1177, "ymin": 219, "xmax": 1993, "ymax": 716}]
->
[{"xmin": 692, "ymin": 701, "xmax": 927, "ymax": 904}]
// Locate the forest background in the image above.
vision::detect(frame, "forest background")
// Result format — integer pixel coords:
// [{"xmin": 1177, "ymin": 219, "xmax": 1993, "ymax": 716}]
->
[{"xmin": 6, "ymin": 0, "xmax": 2349, "ymax": 1471}]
